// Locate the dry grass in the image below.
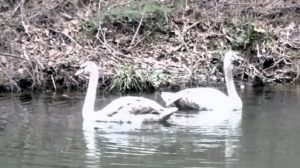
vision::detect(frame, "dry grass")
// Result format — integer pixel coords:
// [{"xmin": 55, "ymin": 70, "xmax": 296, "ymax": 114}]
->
[{"xmin": 0, "ymin": 0, "xmax": 299, "ymax": 92}]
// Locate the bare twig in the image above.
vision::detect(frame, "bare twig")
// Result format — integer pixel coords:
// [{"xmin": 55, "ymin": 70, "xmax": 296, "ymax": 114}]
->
[
  {"xmin": 48, "ymin": 28, "xmax": 80, "ymax": 47},
  {"xmin": 130, "ymin": 13, "xmax": 144, "ymax": 47},
  {"xmin": 95, "ymin": 21, "xmax": 134, "ymax": 64},
  {"xmin": 0, "ymin": 52, "xmax": 28, "ymax": 61},
  {"xmin": 51, "ymin": 75, "xmax": 57, "ymax": 91},
  {"xmin": 0, "ymin": 67, "xmax": 21, "ymax": 92},
  {"xmin": 183, "ymin": 21, "xmax": 200, "ymax": 33},
  {"xmin": 107, "ymin": 2, "xmax": 131, "ymax": 11},
  {"xmin": 98, "ymin": 0, "xmax": 102, "ymax": 11},
  {"xmin": 129, "ymin": 31, "xmax": 152, "ymax": 49}
]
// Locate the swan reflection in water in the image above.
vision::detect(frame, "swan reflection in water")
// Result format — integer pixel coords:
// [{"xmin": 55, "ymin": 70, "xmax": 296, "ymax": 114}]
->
[
  {"xmin": 81, "ymin": 107, "xmax": 242, "ymax": 167},
  {"xmin": 81, "ymin": 119, "xmax": 171, "ymax": 167},
  {"xmin": 171, "ymin": 109, "xmax": 242, "ymax": 158}
]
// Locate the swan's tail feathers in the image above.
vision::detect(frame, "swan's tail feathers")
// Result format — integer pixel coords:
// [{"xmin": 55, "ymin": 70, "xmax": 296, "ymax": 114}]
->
[
  {"xmin": 159, "ymin": 107, "xmax": 178, "ymax": 122},
  {"xmin": 161, "ymin": 92, "xmax": 178, "ymax": 106}
]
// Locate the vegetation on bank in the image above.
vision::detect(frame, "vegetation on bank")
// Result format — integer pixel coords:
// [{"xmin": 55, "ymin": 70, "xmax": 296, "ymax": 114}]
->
[{"xmin": 0, "ymin": 0, "xmax": 299, "ymax": 92}]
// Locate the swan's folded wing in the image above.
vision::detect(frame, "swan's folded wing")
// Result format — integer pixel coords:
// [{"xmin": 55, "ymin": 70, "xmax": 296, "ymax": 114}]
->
[
  {"xmin": 127, "ymin": 105, "xmax": 177, "ymax": 122},
  {"xmin": 129, "ymin": 106, "xmax": 161, "ymax": 115}
]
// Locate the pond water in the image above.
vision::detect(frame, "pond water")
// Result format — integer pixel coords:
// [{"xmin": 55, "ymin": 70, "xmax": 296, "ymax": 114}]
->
[{"xmin": 1, "ymin": 85, "xmax": 300, "ymax": 168}]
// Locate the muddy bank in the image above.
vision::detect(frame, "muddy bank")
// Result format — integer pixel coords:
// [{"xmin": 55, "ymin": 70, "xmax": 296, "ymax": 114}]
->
[{"xmin": 0, "ymin": 0, "xmax": 299, "ymax": 92}]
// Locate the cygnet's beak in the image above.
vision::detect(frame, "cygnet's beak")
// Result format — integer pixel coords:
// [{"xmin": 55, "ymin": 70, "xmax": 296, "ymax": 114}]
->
[{"xmin": 75, "ymin": 69, "xmax": 84, "ymax": 76}]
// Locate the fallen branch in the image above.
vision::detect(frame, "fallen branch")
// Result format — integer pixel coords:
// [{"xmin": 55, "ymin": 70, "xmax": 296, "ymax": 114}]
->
[
  {"xmin": 0, "ymin": 52, "xmax": 28, "ymax": 61},
  {"xmin": 130, "ymin": 12, "xmax": 145, "ymax": 47}
]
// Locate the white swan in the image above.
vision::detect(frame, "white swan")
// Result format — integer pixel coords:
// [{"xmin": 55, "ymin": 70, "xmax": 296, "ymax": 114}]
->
[
  {"xmin": 75, "ymin": 61, "xmax": 177, "ymax": 123},
  {"xmin": 161, "ymin": 51, "xmax": 243, "ymax": 111}
]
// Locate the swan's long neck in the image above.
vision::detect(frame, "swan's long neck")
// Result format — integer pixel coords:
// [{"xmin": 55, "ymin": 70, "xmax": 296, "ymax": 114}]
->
[
  {"xmin": 223, "ymin": 53, "xmax": 242, "ymax": 110},
  {"xmin": 82, "ymin": 70, "xmax": 99, "ymax": 119},
  {"xmin": 224, "ymin": 63, "xmax": 239, "ymax": 99}
]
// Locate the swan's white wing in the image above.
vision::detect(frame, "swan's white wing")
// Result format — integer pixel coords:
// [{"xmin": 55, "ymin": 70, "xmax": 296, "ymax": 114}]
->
[
  {"xmin": 97, "ymin": 96, "xmax": 177, "ymax": 123},
  {"xmin": 189, "ymin": 88, "xmax": 232, "ymax": 110},
  {"xmin": 162, "ymin": 88, "xmax": 230, "ymax": 110},
  {"xmin": 117, "ymin": 98, "xmax": 177, "ymax": 121}
]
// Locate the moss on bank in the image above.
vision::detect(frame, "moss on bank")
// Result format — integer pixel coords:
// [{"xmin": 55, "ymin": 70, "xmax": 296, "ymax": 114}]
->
[{"xmin": 0, "ymin": 0, "xmax": 299, "ymax": 92}]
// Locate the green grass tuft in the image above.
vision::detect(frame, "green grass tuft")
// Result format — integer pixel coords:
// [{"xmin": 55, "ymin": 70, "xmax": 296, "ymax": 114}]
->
[
  {"xmin": 109, "ymin": 65, "xmax": 151, "ymax": 92},
  {"xmin": 80, "ymin": 0, "xmax": 173, "ymax": 36},
  {"xmin": 104, "ymin": 0, "xmax": 172, "ymax": 24},
  {"xmin": 109, "ymin": 65, "xmax": 168, "ymax": 93}
]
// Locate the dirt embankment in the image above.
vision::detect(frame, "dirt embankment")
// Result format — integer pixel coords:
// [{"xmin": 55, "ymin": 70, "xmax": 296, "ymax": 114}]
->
[{"xmin": 0, "ymin": 0, "xmax": 299, "ymax": 92}]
